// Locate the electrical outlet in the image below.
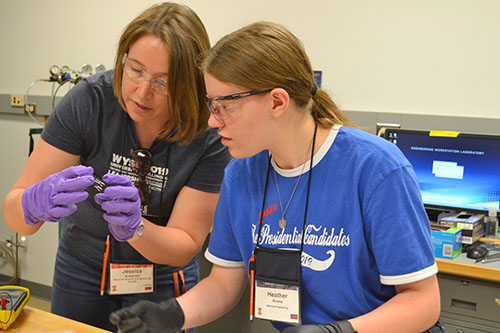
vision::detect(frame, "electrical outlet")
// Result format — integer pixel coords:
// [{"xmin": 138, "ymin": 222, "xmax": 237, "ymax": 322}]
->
[{"xmin": 10, "ymin": 94, "xmax": 25, "ymax": 107}]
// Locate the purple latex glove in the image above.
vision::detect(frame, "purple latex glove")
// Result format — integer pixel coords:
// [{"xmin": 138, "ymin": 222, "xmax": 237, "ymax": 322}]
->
[
  {"xmin": 94, "ymin": 174, "xmax": 142, "ymax": 242},
  {"xmin": 21, "ymin": 165, "xmax": 95, "ymax": 225}
]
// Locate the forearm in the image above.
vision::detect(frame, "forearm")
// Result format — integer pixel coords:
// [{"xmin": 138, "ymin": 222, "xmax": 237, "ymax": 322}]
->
[
  {"xmin": 129, "ymin": 220, "xmax": 205, "ymax": 266},
  {"xmin": 127, "ymin": 186, "xmax": 217, "ymax": 266},
  {"xmin": 109, "ymin": 266, "xmax": 248, "ymax": 332},
  {"xmin": 2, "ymin": 189, "xmax": 43, "ymax": 235},
  {"xmin": 177, "ymin": 265, "xmax": 247, "ymax": 329},
  {"xmin": 349, "ymin": 276, "xmax": 440, "ymax": 332}
]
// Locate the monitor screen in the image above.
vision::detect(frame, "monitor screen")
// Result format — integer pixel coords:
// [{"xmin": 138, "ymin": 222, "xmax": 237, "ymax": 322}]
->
[{"xmin": 384, "ymin": 128, "xmax": 500, "ymax": 213}]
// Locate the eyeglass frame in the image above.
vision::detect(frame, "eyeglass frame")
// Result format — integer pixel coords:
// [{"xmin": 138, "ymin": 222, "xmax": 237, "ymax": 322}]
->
[
  {"xmin": 122, "ymin": 53, "xmax": 169, "ymax": 95},
  {"xmin": 205, "ymin": 89, "xmax": 272, "ymax": 120}
]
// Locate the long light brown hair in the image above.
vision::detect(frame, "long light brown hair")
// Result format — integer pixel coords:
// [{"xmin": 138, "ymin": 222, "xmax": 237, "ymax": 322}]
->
[
  {"xmin": 114, "ymin": 2, "xmax": 210, "ymax": 144},
  {"xmin": 202, "ymin": 21, "xmax": 353, "ymax": 128}
]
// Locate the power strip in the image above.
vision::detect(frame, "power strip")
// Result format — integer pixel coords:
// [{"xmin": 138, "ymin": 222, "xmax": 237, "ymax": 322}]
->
[{"xmin": 0, "ymin": 285, "xmax": 30, "ymax": 330}]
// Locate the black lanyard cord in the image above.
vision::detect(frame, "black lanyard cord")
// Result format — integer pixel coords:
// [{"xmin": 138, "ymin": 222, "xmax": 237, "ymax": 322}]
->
[
  {"xmin": 300, "ymin": 123, "xmax": 317, "ymax": 252},
  {"xmin": 256, "ymin": 122, "xmax": 318, "ymax": 251},
  {"xmin": 256, "ymin": 154, "xmax": 273, "ymax": 247}
]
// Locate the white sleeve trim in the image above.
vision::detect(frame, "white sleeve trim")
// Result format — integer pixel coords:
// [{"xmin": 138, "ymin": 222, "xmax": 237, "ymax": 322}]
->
[
  {"xmin": 380, "ymin": 263, "xmax": 438, "ymax": 285},
  {"xmin": 204, "ymin": 249, "xmax": 245, "ymax": 268}
]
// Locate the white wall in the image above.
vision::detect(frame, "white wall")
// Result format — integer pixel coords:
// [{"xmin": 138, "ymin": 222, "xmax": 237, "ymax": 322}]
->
[
  {"xmin": 1, "ymin": 0, "xmax": 499, "ymax": 117},
  {"xmin": 0, "ymin": 0, "xmax": 499, "ymax": 286},
  {"xmin": 0, "ymin": 114, "xmax": 58, "ymax": 286}
]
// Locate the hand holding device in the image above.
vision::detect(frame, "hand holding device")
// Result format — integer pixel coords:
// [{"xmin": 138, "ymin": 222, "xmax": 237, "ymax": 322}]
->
[
  {"xmin": 94, "ymin": 174, "xmax": 142, "ymax": 242},
  {"xmin": 21, "ymin": 165, "xmax": 94, "ymax": 225},
  {"xmin": 281, "ymin": 321, "xmax": 357, "ymax": 333},
  {"xmin": 109, "ymin": 298, "xmax": 185, "ymax": 332}
]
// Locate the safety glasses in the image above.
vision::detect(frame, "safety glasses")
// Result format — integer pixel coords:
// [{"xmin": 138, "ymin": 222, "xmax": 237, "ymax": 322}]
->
[{"xmin": 205, "ymin": 89, "xmax": 272, "ymax": 120}]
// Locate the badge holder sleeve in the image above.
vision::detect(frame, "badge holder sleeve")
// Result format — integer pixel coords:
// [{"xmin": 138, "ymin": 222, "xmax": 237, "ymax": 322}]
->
[{"xmin": 253, "ymin": 246, "xmax": 302, "ymax": 325}]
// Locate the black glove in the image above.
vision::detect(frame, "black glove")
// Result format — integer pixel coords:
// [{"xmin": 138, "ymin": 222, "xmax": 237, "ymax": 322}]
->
[
  {"xmin": 109, "ymin": 298, "xmax": 185, "ymax": 333},
  {"xmin": 281, "ymin": 320, "xmax": 357, "ymax": 333}
]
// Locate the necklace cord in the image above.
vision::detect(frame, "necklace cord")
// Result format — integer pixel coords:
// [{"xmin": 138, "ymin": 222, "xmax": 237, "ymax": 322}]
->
[{"xmin": 274, "ymin": 161, "xmax": 306, "ymax": 221}]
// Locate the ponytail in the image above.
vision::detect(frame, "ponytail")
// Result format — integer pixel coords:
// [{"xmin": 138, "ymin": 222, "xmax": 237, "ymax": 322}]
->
[{"xmin": 311, "ymin": 88, "xmax": 355, "ymax": 128}]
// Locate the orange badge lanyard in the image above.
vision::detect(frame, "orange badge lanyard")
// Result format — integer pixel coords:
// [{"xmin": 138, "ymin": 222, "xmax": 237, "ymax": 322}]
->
[
  {"xmin": 100, "ymin": 235, "xmax": 110, "ymax": 296},
  {"xmin": 248, "ymin": 255, "xmax": 256, "ymax": 321}
]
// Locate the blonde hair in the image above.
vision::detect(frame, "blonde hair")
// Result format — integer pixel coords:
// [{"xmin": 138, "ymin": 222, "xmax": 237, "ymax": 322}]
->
[
  {"xmin": 114, "ymin": 2, "xmax": 210, "ymax": 144},
  {"xmin": 202, "ymin": 21, "xmax": 353, "ymax": 128}
]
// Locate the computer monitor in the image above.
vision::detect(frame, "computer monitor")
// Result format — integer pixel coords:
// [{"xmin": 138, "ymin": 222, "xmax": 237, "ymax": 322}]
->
[{"xmin": 384, "ymin": 128, "xmax": 500, "ymax": 214}]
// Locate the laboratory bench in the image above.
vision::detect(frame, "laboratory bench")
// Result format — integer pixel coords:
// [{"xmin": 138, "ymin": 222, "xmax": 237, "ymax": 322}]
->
[
  {"xmin": 436, "ymin": 238, "xmax": 500, "ymax": 333},
  {"xmin": 5, "ymin": 305, "xmax": 110, "ymax": 332}
]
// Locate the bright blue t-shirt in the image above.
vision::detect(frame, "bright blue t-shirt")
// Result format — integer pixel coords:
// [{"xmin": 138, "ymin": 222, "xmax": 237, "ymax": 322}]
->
[{"xmin": 206, "ymin": 126, "xmax": 437, "ymax": 329}]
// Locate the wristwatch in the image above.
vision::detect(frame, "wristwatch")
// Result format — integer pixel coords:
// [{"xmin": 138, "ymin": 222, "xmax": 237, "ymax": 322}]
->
[{"xmin": 130, "ymin": 221, "xmax": 145, "ymax": 242}]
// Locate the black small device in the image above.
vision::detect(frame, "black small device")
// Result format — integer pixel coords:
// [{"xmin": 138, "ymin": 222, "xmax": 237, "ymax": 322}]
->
[{"xmin": 466, "ymin": 245, "xmax": 489, "ymax": 260}]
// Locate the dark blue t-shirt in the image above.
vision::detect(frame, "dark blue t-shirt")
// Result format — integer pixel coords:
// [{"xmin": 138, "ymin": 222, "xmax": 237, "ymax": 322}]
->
[{"xmin": 42, "ymin": 70, "xmax": 231, "ymax": 271}]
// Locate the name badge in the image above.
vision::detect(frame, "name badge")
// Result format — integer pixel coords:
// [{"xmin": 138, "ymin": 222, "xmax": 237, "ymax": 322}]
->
[
  {"xmin": 251, "ymin": 246, "xmax": 302, "ymax": 324},
  {"xmin": 255, "ymin": 280, "xmax": 300, "ymax": 324},
  {"xmin": 109, "ymin": 263, "xmax": 154, "ymax": 295}
]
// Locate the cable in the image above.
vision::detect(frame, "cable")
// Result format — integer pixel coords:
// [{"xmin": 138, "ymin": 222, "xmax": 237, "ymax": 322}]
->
[
  {"xmin": 24, "ymin": 64, "xmax": 96, "ymax": 127},
  {"xmin": 25, "ymin": 79, "xmax": 47, "ymax": 127},
  {"xmin": 51, "ymin": 81, "xmax": 57, "ymax": 97},
  {"xmin": 51, "ymin": 81, "xmax": 68, "ymax": 110}
]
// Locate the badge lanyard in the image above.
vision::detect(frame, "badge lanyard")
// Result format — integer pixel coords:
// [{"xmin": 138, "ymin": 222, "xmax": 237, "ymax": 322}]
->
[{"xmin": 249, "ymin": 123, "xmax": 317, "ymax": 325}]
